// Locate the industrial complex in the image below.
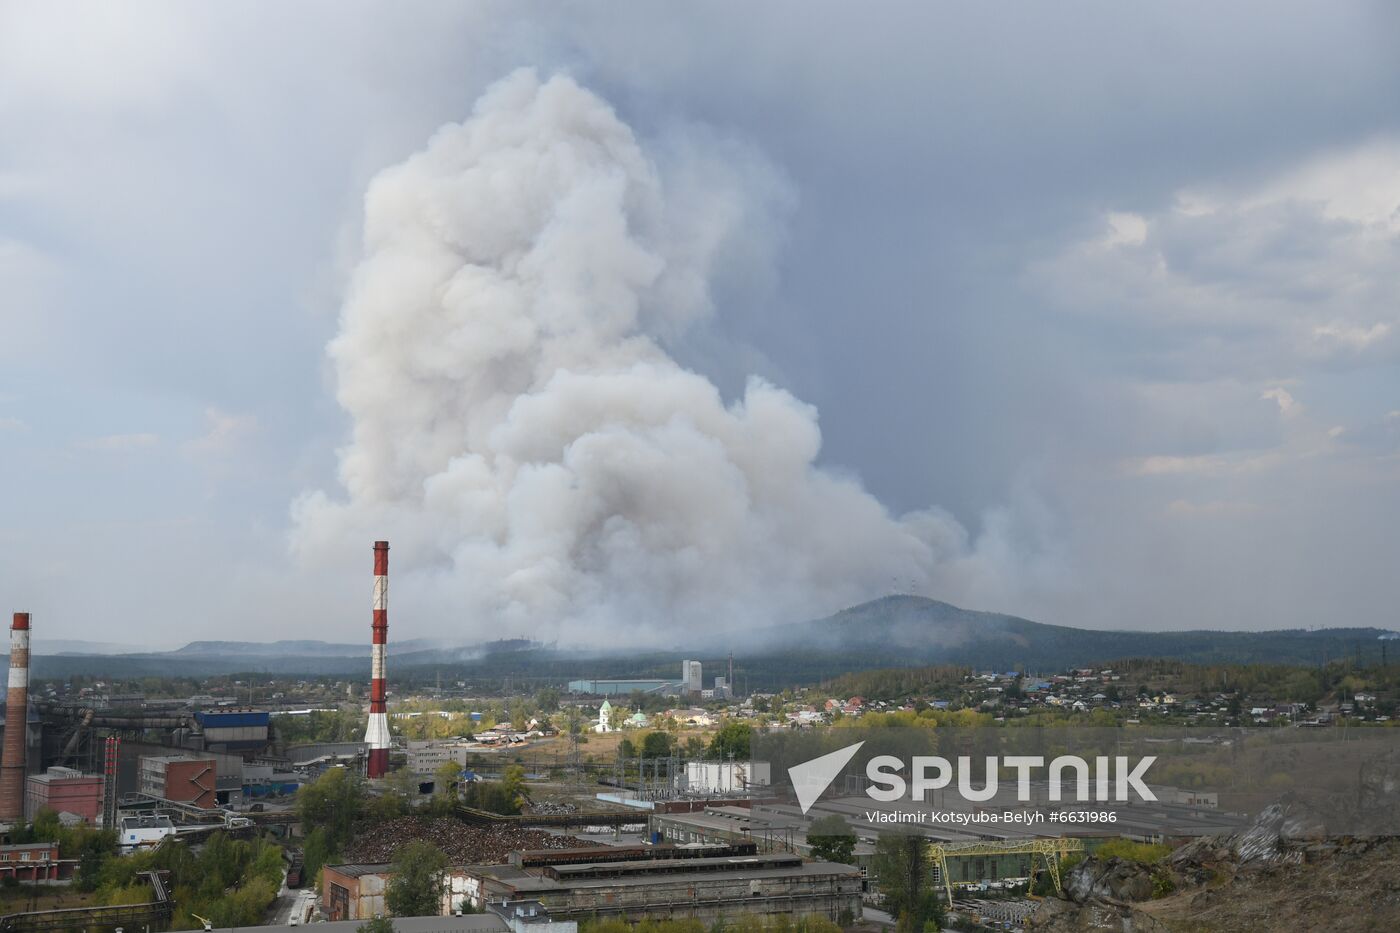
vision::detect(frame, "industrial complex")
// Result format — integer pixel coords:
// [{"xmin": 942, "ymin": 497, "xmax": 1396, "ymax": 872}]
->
[
  {"xmin": 0, "ymin": 543, "xmax": 401, "ymax": 838},
  {"xmin": 1, "ymin": 538, "xmax": 1373, "ymax": 933},
  {"xmin": 567, "ymin": 657, "xmax": 736, "ymax": 700},
  {"xmin": 0, "ymin": 540, "xmax": 876, "ymax": 929}
]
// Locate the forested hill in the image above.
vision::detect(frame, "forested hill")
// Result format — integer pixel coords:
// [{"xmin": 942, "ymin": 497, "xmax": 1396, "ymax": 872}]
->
[
  {"xmin": 27, "ymin": 594, "xmax": 1397, "ymax": 683},
  {"xmin": 747, "ymin": 595, "xmax": 1398, "ymax": 672}
]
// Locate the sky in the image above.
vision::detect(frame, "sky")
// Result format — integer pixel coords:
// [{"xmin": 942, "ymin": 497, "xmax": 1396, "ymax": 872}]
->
[{"xmin": 2, "ymin": 2, "xmax": 1398, "ymax": 648}]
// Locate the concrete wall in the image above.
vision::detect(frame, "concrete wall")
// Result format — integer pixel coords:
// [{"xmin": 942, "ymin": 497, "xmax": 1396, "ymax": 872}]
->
[{"xmin": 443, "ymin": 871, "xmax": 483, "ymax": 916}]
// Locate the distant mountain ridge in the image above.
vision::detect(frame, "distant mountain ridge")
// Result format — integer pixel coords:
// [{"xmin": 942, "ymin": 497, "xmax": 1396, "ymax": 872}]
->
[
  {"xmin": 751, "ymin": 595, "xmax": 1400, "ymax": 670},
  {"xmin": 170, "ymin": 638, "xmax": 446, "ymax": 658},
  {"xmin": 27, "ymin": 595, "xmax": 1398, "ymax": 680},
  {"xmin": 32, "ymin": 638, "xmax": 161, "ymax": 656}
]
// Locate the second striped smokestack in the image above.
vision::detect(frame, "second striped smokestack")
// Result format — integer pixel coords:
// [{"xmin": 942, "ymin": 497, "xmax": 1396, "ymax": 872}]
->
[
  {"xmin": 0, "ymin": 613, "xmax": 30, "ymax": 822},
  {"xmin": 364, "ymin": 541, "xmax": 391, "ymax": 778}
]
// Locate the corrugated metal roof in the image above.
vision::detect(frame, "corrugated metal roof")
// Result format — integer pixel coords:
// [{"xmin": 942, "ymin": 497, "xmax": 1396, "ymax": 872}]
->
[
  {"xmin": 205, "ymin": 917, "xmax": 507, "ymax": 933},
  {"xmin": 324, "ymin": 863, "xmax": 392, "ymax": 878}
]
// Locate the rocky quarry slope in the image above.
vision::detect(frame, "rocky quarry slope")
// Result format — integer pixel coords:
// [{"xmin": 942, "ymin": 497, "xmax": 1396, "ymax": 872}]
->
[{"xmin": 1031, "ymin": 802, "xmax": 1400, "ymax": 932}]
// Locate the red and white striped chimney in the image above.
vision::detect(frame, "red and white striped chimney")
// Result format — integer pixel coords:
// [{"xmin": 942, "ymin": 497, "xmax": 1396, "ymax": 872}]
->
[
  {"xmin": 0, "ymin": 613, "xmax": 31, "ymax": 822},
  {"xmin": 364, "ymin": 541, "xmax": 391, "ymax": 778}
]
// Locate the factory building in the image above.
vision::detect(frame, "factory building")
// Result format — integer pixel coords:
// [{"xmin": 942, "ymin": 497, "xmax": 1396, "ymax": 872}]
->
[
  {"xmin": 405, "ymin": 740, "xmax": 480, "ymax": 774},
  {"xmin": 138, "ymin": 754, "xmax": 217, "ymax": 808},
  {"xmin": 682, "ymin": 661, "xmax": 702, "ymax": 695},
  {"xmin": 235, "ymin": 919, "xmax": 510, "ymax": 933},
  {"xmin": 323, "ymin": 863, "xmax": 391, "ymax": 920},
  {"xmin": 25, "ymin": 766, "xmax": 104, "ymax": 825},
  {"xmin": 683, "ymin": 760, "xmax": 772, "ymax": 794},
  {"xmin": 325, "ymin": 846, "xmax": 862, "ymax": 925},
  {"xmin": 457, "ymin": 852, "xmax": 862, "ymax": 923},
  {"xmin": 565, "ymin": 679, "xmax": 677, "ymax": 697},
  {"xmin": 240, "ymin": 764, "xmax": 303, "ymax": 799},
  {"xmin": 118, "ymin": 740, "xmax": 244, "ymax": 807},
  {"xmin": 118, "ymin": 814, "xmax": 177, "ymax": 851},
  {"xmin": 0, "ymin": 842, "xmax": 61, "ymax": 881},
  {"xmin": 286, "ymin": 742, "xmax": 369, "ymax": 776},
  {"xmin": 194, "ymin": 709, "xmax": 271, "ymax": 752}
]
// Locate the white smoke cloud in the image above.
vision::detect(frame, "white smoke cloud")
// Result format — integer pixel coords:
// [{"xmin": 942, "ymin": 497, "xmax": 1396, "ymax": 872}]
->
[{"xmin": 291, "ymin": 69, "xmax": 997, "ymax": 643}]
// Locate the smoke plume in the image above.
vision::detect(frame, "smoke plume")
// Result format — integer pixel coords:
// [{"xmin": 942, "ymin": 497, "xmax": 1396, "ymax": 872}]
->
[{"xmin": 292, "ymin": 69, "xmax": 979, "ymax": 642}]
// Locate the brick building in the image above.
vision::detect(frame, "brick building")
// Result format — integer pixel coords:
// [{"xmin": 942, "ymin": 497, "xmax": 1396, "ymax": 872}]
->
[
  {"xmin": 138, "ymin": 755, "xmax": 216, "ymax": 808},
  {"xmin": 25, "ymin": 767, "xmax": 104, "ymax": 825},
  {"xmin": 0, "ymin": 842, "xmax": 61, "ymax": 881},
  {"xmin": 323, "ymin": 863, "xmax": 391, "ymax": 921}
]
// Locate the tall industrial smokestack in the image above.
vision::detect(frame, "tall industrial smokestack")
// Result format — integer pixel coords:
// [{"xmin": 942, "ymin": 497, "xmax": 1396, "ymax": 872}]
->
[
  {"xmin": 364, "ymin": 542, "xmax": 391, "ymax": 778},
  {"xmin": 0, "ymin": 613, "xmax": 30, "ymax": 822}
]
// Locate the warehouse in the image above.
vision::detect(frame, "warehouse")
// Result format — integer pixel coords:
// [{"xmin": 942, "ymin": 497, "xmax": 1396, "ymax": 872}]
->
[
  {"xmin": 323, "ymin": 845, "xmax": 862, "ymax": 925},
  {"xmin": 457, "ymin": 852, "xmax": 863, "ymax": 923},
  {"xmin": 203, "ymin": 916, "xmax": 511, "ymax": 933},
  {"xmin": 194, "ymin": 709, "xmax": 271, "ymax": 752},
  {"xmin": 565, "ymin": 679, "xmax": 678, "ymax": 697}
]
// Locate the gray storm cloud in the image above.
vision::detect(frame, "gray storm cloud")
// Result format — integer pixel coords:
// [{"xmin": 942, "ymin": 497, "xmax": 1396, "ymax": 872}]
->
[{"xmin": 291, "ymin": 69, "xmax": 1001, "ymax": 642}]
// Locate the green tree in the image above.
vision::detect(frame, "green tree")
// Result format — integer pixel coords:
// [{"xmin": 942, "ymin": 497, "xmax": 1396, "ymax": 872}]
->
[
  {"xmin": 873, "ymin": 833, "xmax": 943, "ymax": 932},
  {"xmin": 618, "ymin": 738, "xmax": 637, "ymax": 760},
  {"xmin": 366, "ymin": 786, "xmax": 410, "ymax": 824},
  {"xmin": 297, "ymin": 768, "xmax": 364, "ymax": 849},
  {"xmin": 302, "ymin": 826, "xmax": 333, "ymax": 888},
  {"xmin": 386, "ymin": 841, "xmax": 449, "ymax": 918},
  {"xmin": 109, "ymin": 832, "xmax": 284, "ymax": 928},
  {"xmin": 500, "ymin": 764, "xmax": 529, "ymax": 811},
  {"xmin": 807, "ymin": 814, "xmax": 855, "ymax": 864},
  {"xmin": 534, "ymin": 687, "xmax": 560, "ymax": 712},
  {"xmin": 706, "ymin": 722, "xmax": 752, "ymax": 760},
  {"xmin": 384, "ymin": 767, "xmax": 420, "ymax": 797},
  {"xmin": 641, "ymin": 731, "xmax": 675, "ymax": 759},
  {"xmin": 434, "ymin": 760, "xmax": 463, "ymax": 796},
  {"xmin": 76, "ymin": 837, "xmax": 109, "ymax": 892},
  {"xmin": 459, "ymin": 773, "xmax": 523, "ymax": 816},
  {"xmin": 30, "ymin": 808, "xmax": 61, "ymax": 841},
  {"xmin": 358, "ymin": 918, "xmax": 395, "ymax": 933}
]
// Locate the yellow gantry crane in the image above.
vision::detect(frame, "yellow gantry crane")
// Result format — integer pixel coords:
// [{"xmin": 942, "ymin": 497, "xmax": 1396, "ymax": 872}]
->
[{"xmin": 927, "ymin": 837, "xmax": 1085, "ymax": 904}]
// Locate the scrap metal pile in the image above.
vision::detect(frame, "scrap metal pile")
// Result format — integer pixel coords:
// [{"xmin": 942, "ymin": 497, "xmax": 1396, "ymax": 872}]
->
[
  {"xmin": 345, "ymin": 816, "xmax": 589, "ymax": 865},
  {"xmin": 524, "ymin": 801, "xmax": 578, "ymax": 817}
]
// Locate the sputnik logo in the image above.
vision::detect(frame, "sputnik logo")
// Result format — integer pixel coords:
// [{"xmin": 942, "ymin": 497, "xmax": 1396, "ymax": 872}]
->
[
  {"xmin": 788, "ymin": 741, "xmax": 864, "ymax": 814},
  {"xmin": 787, "ymin": 742, "xmax": 1159, "ymax": 813}
]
